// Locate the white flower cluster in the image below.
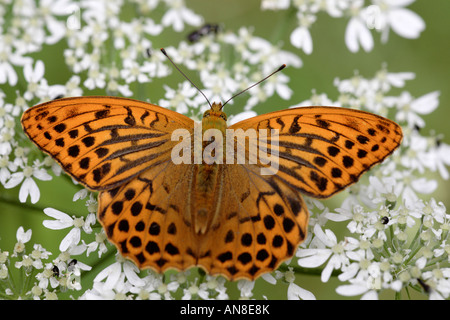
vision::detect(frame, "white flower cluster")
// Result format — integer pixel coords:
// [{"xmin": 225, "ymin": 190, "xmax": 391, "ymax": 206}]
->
[
  {"xmin": 293, "ymin": 67, "xmax": 450, "ymax": 299},
  {"xmin": 261, "ymin": 0, "xmax": 425, "ymax": 53},
  {"xmin": 159, "ymin": 27, "xmax": 302, "ymax": 120},
  {"xmin": 63, "ymin": 0, "xmax": 203, "ymax": 96},
  {"xmin": 0, "ymin": 226, "xmax": 91, "ymax": 299}
]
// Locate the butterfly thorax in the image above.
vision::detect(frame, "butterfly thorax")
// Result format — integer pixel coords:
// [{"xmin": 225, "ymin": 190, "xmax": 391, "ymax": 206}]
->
[{"xmin": 192, "ymin": 102, "xmax": 227, "ymax": 234}]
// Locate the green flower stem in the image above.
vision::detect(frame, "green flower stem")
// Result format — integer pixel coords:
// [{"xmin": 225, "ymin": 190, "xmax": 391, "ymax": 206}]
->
[
  {"xmin": 270, "ymin": 8, "xmax": 296, "ymax": 45},
  {"xmin": 424, "ymin": 255, "xmax": 448, "ymax": 269},
  {"xmin": 408, "ymin": 218, "xmax": 424, "ymax": 252},
  {"xmin": 6, "ymin": 264, "xmax": 18, "ymax": 297},
  {"xmin": 279, "ymin": 264, "xmax": 341, "ymax": 277},
  {"xmin": 20, "ymin": 268, "xmax": 35, "ymax": 298},
  {"xmin": 0, "ymin": 194, "xmax": 46, "ymax": 214}
]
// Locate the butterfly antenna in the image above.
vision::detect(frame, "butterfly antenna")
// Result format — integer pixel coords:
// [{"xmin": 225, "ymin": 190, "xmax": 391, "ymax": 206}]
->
[
  {"xmin": 160, "ymin": 48, "xmax": 212, "ymax": 109},
  {"xmin": 221, "ymin": 64, "xmax": 286, "ymax": 110}
]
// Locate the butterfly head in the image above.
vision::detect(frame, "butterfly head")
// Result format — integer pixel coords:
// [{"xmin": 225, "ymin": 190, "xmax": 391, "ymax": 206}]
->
[{"xmin": 203, "ymin": 102, "xmax": 227, "ymax": 121}]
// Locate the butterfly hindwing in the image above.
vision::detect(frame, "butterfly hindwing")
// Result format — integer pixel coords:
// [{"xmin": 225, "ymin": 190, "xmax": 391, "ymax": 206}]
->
[
  {"xmin": 195, "ymin": 163, "xmax": 308, "ymax": 279},
  {"xmin": 98, "ymin": 160, "xmax": 201, "ymax": 273}
]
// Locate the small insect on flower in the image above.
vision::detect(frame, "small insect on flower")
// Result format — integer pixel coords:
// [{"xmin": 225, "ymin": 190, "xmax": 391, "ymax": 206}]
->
[
  {"xmin": 52, "ymin": 265, "xmax": 60, "ymax": 277},
  {"xmin": 187, "ymin": 23, "xmax": 221, "ymax": 43}
]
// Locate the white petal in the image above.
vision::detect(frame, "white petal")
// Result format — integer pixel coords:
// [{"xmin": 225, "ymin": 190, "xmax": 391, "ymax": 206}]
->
[
  {"xmin": 411, "ymin": 91, "xmax": 440, "ymax": 114},
  {"xmin": 6, "ymin": 63, "xmax": 18, "ymax": 86},
  {"xmin": 261, "ymin": 273, "xmax": 277, "ymax": 285},
  {"xmin": 73, "ymin": 189, "xmax": 88, "ymax": 201},
  {"xmin": 287, "ymin": 283, "xmax": 316, "ymax": 300},
  {"xmin": 123, "ymin": 262, "xmax": 146, "ymax": 287},
  {"xmin": 338, "ymin": 263, "xmax": 359, "ymax": 281},
  {"xmin": 71, "ymin": 244, "xmax": 88, "ymax": 256},
  {"xmin": 33, "ymin": 60, "xmax": 45, "ymax": 81},
  {"xmin": 33, "ymin": 168, "xmax": 52, "ymax": 181},
  {"xmin": 104, "ymin": 262, "xmax": 122, "ymax": 291},
  {"xmin": 411, "ymin": 178, "xmax": 437, "ymax": 194},
  {"xmin": 93, "ymin": 264, "xmax": 113, "ymax": 283},
  {"xmin": 276, "ymin": 83, "xmax": 293, "ymax": 100},
  {"xmin": 387, "ymin": 0, "xmax": 416, "ymax": 6},
  {"xmin": 4, "ymin": 173, "xmax": 24, "ymax": 189},
  {"xmin": 321, "ymin": 259, "xmax": 336, "ymax": 282},
  {"xmin": 369, "ymin": 176, "xmax": 386, "ymax": 193},
  {"xmin": 16, "ymin": 226, "xmax": 32, "ymax": 243},
  {"xmin": 336, "ymin": 284, "xmax": 368, "ymax": 296},
  {"xmin": 388, "ymin": 9, "xmax": 425, "ymax": 39},
  {"xmin": 361, "ymin": 290, "xmax": 379, "ymax": 300},
  {"xmin": 19, "ymin": 178, "xmax": 39, "ymax": 203},
  {"xmin": 345, "ymin": 18, "xmax": 360, "ymax": 53},
  {"xmin": 43, "ymin": 208, "xmax": 73, "ymax": 224},
  {"xmin": 59, "ymin": 228, "xmax": 80, "ymax": 252},
  {"xmin": 23, "ymin": 62, "xmax": 33, "ymax": 82},
  {"xmin": 43, "ymin": 220, "xmax": 71, "ymax": 230},
  {"xmin": 325, "ymin": 212, "xmax": 352, "ymax": 222},
  {"xmin": 290, "ymin": 27, "xmax": 313, "ymax": 54},
  {"xmin": 180, "ymin": 8, "xmax": 202, "ymax": 27},
  {"xmin": 314, "ymin": 224, "xmax": 336, "ymax": 247},
  {"xmin": 297, "ymin": 249, "xmax": 332, "ymax": 268},
  {"xmin": 386, "ymin": 72, "xmax": 415, "ymax": 87}
]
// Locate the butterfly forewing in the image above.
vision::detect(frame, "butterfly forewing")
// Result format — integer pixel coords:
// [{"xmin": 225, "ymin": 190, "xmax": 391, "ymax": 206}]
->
[
  {"xmin": 229, "ymin": 106, "xmax": 403, "ymax": 198},
  {"xmin": 21, "ymin": 96, "xmax": 194, "ymax": 191}
]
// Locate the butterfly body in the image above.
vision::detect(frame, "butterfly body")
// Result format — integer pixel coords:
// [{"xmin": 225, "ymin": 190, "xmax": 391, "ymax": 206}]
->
[
  {"xmin": 192, "ymin": 102, "xmax": 228, "ymax": 234},
  {"xmin": 22, "ymin": 96, "xmax": 402, "ymax": 280}
]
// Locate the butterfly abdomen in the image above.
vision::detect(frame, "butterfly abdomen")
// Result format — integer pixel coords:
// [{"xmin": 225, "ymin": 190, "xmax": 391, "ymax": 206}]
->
[{"xmin": 190, "ymin": 104, "xmax": 228, "ymax": 234}]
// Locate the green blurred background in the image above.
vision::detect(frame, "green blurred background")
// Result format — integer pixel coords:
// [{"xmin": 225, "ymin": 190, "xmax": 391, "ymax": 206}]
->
[{"xmin": 1, "ymin": 0, "xmax": 449, "ymax": 299}]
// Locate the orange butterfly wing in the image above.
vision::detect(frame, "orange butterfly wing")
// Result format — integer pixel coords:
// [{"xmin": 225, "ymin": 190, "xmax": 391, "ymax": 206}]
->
[
  {"xmin": 229, "ymin": 106, "xmax": 403, "ymax": 198},
  {"xmin": 21, "ymin": 96, "xmax": 194, "ymax": 191}
]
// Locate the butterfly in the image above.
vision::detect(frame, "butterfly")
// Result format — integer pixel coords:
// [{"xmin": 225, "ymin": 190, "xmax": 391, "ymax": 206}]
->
[{"xmin": 21, "ymin": 93, "xmax": 402, "ymax": 280}]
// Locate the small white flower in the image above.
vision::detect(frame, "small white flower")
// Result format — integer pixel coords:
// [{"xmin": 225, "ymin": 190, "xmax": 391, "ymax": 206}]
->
[
  {"xmin": 4, "ymin": 163, "xmax": 52, "ymax": 204},
  {"xmin": 23, "ymin": 60, "xmax": 48, "ymax": 100},
  {"xmin": 263, "ymin": 73, "xmax": 293, "ymax": 100},
  {"xmin": 161, "ymin": 0, "xmax": 202, "ymax": 32},
  {"xmin": 297, "ymin": 225, "xmax": 358, "ymax": 282},
  {"xmin": 237, "ymin": 279, "xmax": 255, "ymax": 299},
  {"xmin": 395, "ymin": 91, "xmax": 440, "ymax": 128},
  {"xmin": 84, "ymin": 66, "xmax": 106, "ymax": 90},
  {"xmin": 43, "ymin": 208, "xmax": 93, "ymax": 251},
  {"xmin": 0, "ymin": 35, "xmax": 32, "ymax": 86},
  {"xmin": 94, "ymin": 254, "xmax": 146, "ymax": 292},
  {"xmin": 345, "ymin": 15, "xmax": 374, "ymax": 52},
  {"xmin": 373, "ymin": 0, "xmax": 425, "ymax": 42},
  {"xmin": 261, "ymin": 0, "xmax": 290, "ymax": 10},
  {"xmin": 30, "ymin": 244, "xmax": 51, "ymax": 269},
  {"xmin": 290, "ymin": 22, "xmax": 313, "ymax": 54},
  {"xmin": 159, "ymin": 81, "xmax": 199, "ymax": 115},
  {"xmin": 287, "ymin": 282, "xmax": 316, "ymax": 300},
  {"xmin": 14, "ymin": 226, "xmax": 32, "ymax": 256},
  {"xmin": 198, "ymin": 275, "xmax": 228, "ymax": 300}
]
